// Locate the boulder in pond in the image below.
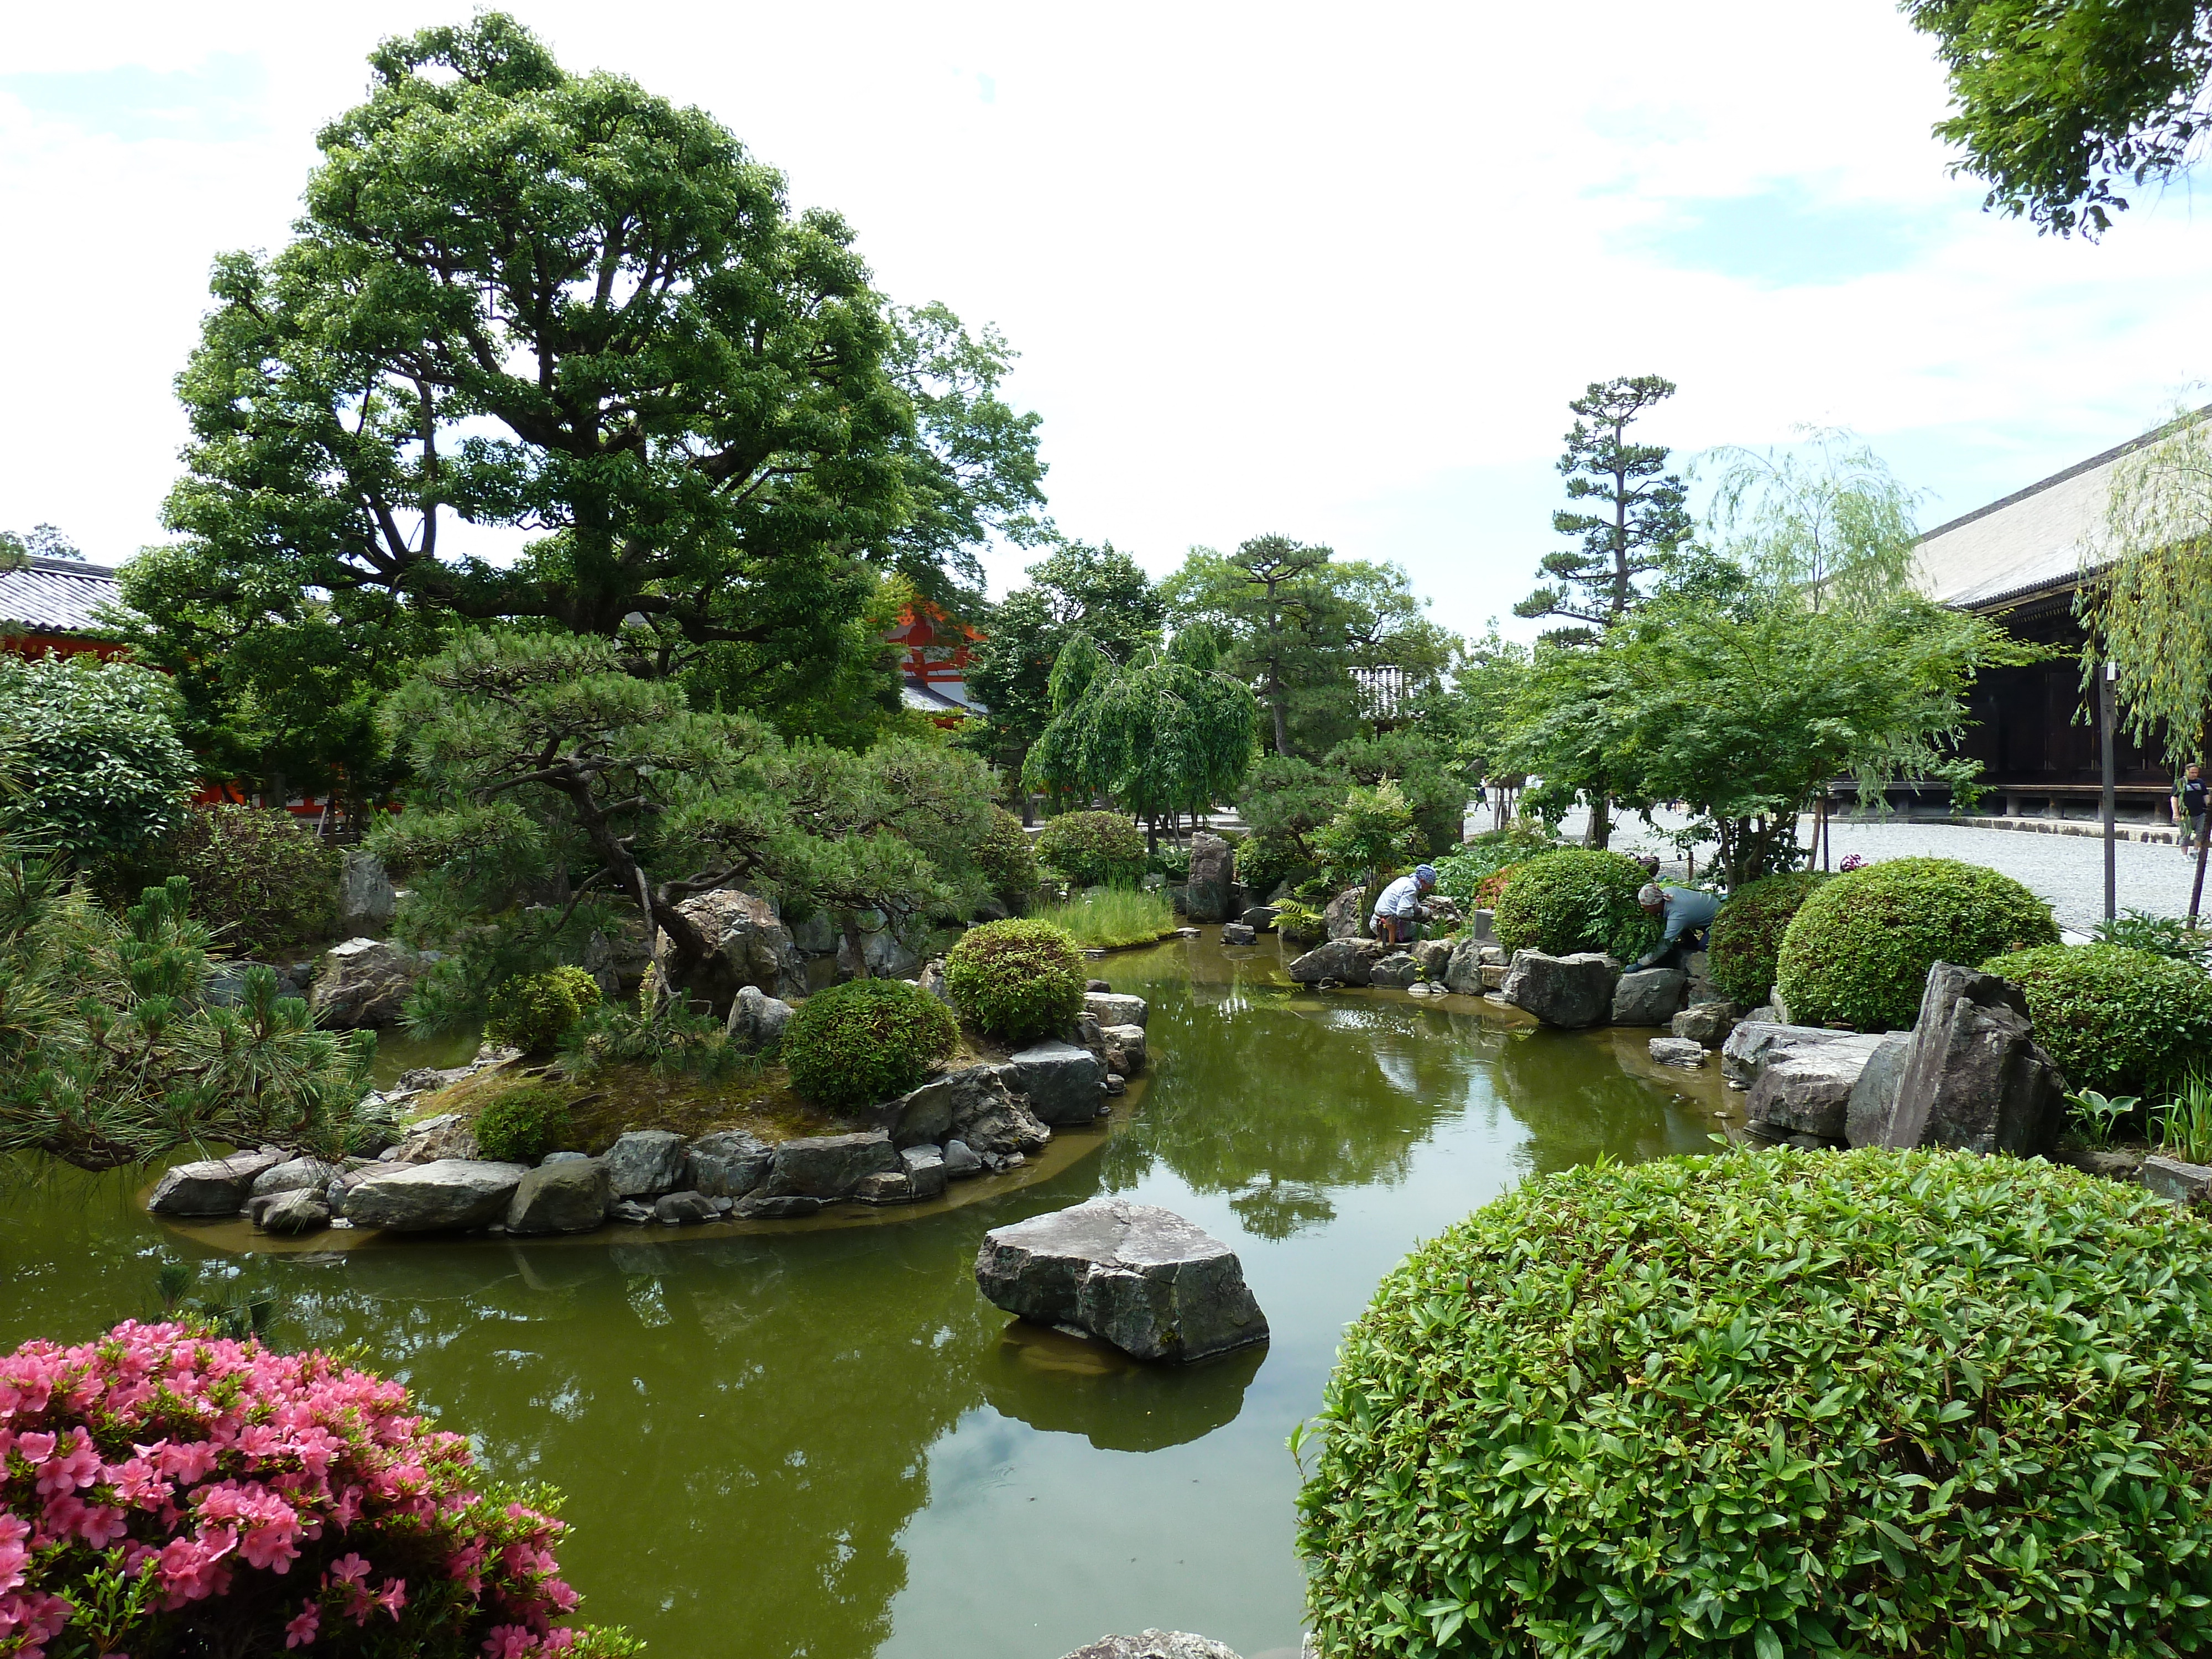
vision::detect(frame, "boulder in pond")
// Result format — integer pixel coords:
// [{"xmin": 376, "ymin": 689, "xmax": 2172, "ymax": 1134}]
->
[
  {"xmin": 1322, "ymin": 886, "xmax": 1367, "ymax": 940},
  {"xmin": 309, "ymin": 938, "xmax": 421, "ymax": 1029},
  {"xmin": 655, "ymin": 1190, "xmax": 718, "ymax": 1225},
  {"xmin": 1745, "ymin": 1034, "xmax": 1888, "ymax": 1143},
  {"xmin": 1412, "ymin": 938, "xmax": 1454, "ymax": 980},
  {"xmin": 901, "ymin": 1145, "xmax": 948, "ymax": 1200},
  {"xmin": 1720, "ymin": 1020, "xmax": 1865, "ymax": 1088},
  {"xmin": 1368, "ymin": 953, "xmax": 1422, "ymax": 990},
  {"xmin": 666, "ymin": 888, "xmax": 807, "ymax": 1004},
  {"xmin": 254, "ymin": 1188, "xmax": 331, "ymax": 1236},
  {"xmin": 1671, "ymin": 999, "xmax": 1743, "ymax": 1047},
  {"xmin": 342, "ymin": 1159, "xmax": 528, "ymax": 1231},
  {"xmin": 734, "ymin": 1192, "xmax": 825, "ymax": 1219},
  {"xmin": 1843, "ymin": 1031, "xmax": 1914, "ymax": 1149},
  {"xmin": 1648, "ymin": 1037, "xmax": 1707, "ymax": 1068},
  {"xmin": 873, "ymin": 1063, "xmax": 1050, "ymax": 1157},
  {"xmin": 251, "ymin": 1155, "xmax": 348, "ymax": 1198},
  {"xmin": 1287, "ymin": 937, "xmax": 1386, "ymax": 986},
  {"xmin": 1442, "ymin": 937, "xmax": 1485, "ymax": 997},
  {"xmin": 148, "ymin": 1151, "xmax": 286, "ymax": 1216},
  {"xmin": 688, "ymin": 1129, "xmax": 774, "ymax": 1198},
  {"xmin": 1219, "ymin": 922, "xmax": 1256, "ymax": 946},
  {"xmin": 1060, "ymin": 1636, "xmax": 1243, "ymax": 1659},
  {"xmin": 853, "ymin": 1171, "xmax": 915, "ymax": 1206},
  {"xmin": 1011, "ymin": 1040, "xmax": 1105, "ymax": 1126},
  {"xmin": 1610, "ymin": 968, "xmax": 1686, "ymax": 1027},
  {"xmin": 1240, "ymin": 905, "xmax": 1277, "ymax": 931},
  {"xmin": 1868, "ymin": 963, "xmax": 2068, "ymax": 1157},
  {"xmin": 603, "ymin": 1130, "xmax": 689, "ymax": 1198},
  {"xmin": 975, "ymin": 1197, "xmax": 1269, "ymax": 1363},
  {"xmin": 942, "ymin": 1139, "xmax": 984, "ymax": 1178},
  {"xmin": 763, "ymin": 1130, "xmax": 900, "ymax": 1199},
  {"xmin": 1083, "ymin": 992, "xmax": 1147, "ymax": 1028},
  {"xmin": 1500, "ymin": 950, "xmax": 1616, "ymax": 1029},
  {"xmin": 506, "ymin": 1159, "xmax": 613, "ymax": 1235},
  {"xmin": 1184, "ymin": 833, "xmax": 1234, "ymax": 922},
  {"xmin": 1101, "ymin": 1023, "xmax": 1147, "ymax": 1078},
  {"xmin": 387, "ymin": 1112, "xmax": 480, "ymax": 1165},
  {"xmin": 723, "ymin": 984, "xmax": 794, "ymax": 1050}
]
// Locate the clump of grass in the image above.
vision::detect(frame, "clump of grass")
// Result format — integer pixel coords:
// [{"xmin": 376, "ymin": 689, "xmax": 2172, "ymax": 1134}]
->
[
  {"xmin": 2159, "ymin": 1065, "xmax": 2212, "ymax": 1164},
  {"xmin": 1032, "ymin": 887, "xmax": 1177, "ymax": 950}
]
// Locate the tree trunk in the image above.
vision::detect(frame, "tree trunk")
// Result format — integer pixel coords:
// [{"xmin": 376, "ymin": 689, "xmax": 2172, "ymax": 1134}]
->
[
  {"xmin": 1270, "ymin": 688, "xmax": 1291, "ymax": 759},
  {"xmin": 1584, "ymin": 793, "xmax": 1611, "ymax": 850}
]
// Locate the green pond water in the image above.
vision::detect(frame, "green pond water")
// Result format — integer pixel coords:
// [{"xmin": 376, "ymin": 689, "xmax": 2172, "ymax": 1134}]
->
[{"xmin": 0, "ymin": 936, "xmax": 1732, "ymax": 1659}]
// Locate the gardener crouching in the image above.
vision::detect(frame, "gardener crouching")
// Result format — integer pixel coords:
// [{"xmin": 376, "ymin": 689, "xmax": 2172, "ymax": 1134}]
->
[
  {"xmin": 1370, "ymin": 864, "xmax": 1439, "ymax": 947},
  {"xmin": 1630, "ymin": 881, "xmax": 1720, "ymax": 971}
]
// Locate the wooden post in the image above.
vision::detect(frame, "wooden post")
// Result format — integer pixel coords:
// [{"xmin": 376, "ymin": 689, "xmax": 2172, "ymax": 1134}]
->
[{"xmin": 2100, "ymin": 661, "xmax": 2117, "ymax": 922}]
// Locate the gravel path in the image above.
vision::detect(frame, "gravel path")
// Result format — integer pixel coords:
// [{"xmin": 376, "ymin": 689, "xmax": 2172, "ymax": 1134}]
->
[{"xmin": 1546, "ymin": 807, "xmax": 2210, "ymax": 937}]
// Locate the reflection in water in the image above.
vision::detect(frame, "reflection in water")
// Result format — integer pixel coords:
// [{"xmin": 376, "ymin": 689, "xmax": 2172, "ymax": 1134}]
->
[{"xmin": 0, "ymin": 935, "xmax": 1724, "ymax": 1659}]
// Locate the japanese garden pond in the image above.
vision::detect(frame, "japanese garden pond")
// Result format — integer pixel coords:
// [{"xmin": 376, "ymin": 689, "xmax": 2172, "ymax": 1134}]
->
[{"xmin": 0, "ymin": 934, "xmax": 1733, "ymax": 1659}]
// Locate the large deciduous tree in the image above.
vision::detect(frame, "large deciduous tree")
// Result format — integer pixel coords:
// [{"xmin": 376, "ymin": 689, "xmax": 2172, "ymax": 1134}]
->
[
  {"xmin": 1700, "ymin": 427, "xmax": 1925, "ymax": 614},
  {"xmin": 124, "ymin": 13, "xmax": 1044, "ymax": 798}
]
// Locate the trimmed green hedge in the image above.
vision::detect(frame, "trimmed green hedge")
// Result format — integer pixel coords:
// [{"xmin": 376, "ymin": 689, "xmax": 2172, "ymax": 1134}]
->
[
  {"xmin": 484, "ymin": 966, "xmax": 603, "ymax": 1054},
  {"xmin": 1493, "ymin": 848, "xmax": 1658, "ymax": 961},
  {"xmin": 1706, "ymin": 870, "xmax": 1829, "ymax": 1007},
  {"xmin": 1985, "ymin": 941, "xmax": 2212, "ymax": 1097},
  {"xmin": 784, "ymin": 978, "xmax": 957, "ymax": 1109},
  {"xmin": 1035, "ymin": 811, "xmax": 1145, "ymax": 888},
  {"xmin": 974, "ymin": 805, "xmax": 1037, "ymax": 902},
  {"xmin": 472, "ymin": 1085, "xmax": 572, "ymax": 1164},
  {"xmin": 1776, "ymin": 857, "xmax": 2057, "ymax": 1031},
  {"xmin": 163, "ymin": 805, "xmax": 342, "ymax": 954},
  {"xmin": 943, "ymin": 917, "xmax": 1086, "ymax": 1042},
  {"xmin": 1300, "ymin": 1147, "xmax": 2212, "ymax": 1658}
]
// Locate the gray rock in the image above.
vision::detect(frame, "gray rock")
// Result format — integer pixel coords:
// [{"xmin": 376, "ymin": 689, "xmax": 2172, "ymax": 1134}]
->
[
  {"xmin": 1011, "ymin": 1040, "xmax": 1106, "ymax": 1127},
  {"xmin": 853, "ymin": 1171, "xmax": 916, "ymax": 1205},
  {"xmin": 1610, "ymin": 968, "xmax": 1687, "ymax": 1027},
  {"xmin": 792, "ymin": 911, "xmax": 840, "ymax": 956},
  {"xmin": 1842, "ymin": 1032, "xmax": 1914, "ymax": 1149},
  {"xmin": 1102, "ymin": 1024, "xmax": 1147, "ymax": 1078},
  {"xmin": 338, "ymin": 849, "xmax": 398, "ymax": 932},
  {"xmin": 603, "ymin": 1130, "xmax": 690, "ymax": 1198},
  {"xmin": 976, "ymin": 1197, "xmax": 1269, "ymax": 1363},
  {"xmin": 1368, "ymin": 953, "xmax": 1423, "ymax": 990},
  {"xmin": 609, "ymin": 1199, "xmax": 655, "ymax": 1224},
  {"xmin": 655, "ymin": 1190, "xmax": 718, "ymax": 1225},
  {"xmin": 1720, "ymin": 1021, "xmax": 1866, "ymax": 1088},
  {"xmin": 872, "ymin": 1063, "xmax": 1051, "ymax": 1156},
  {"xmin": 836, "ymin": 909, "xmax": 924, "ymax": 981},
  {"xmin": 1219, "ymin": 922, "xmax": 1256, "ymax": 946},
  {"xmin": 942, "ymin": 1139, "xmax": 984, "ymax": 1178},
  {"xmin": 763, "ymin": 1130, "xmax": 900, "ymax": 1199},
  {"xmin": 1671, "ymin": 999, "xmax": 1743, "ymax": 1047},
  {"xmin": 255, "ymin": 1188, "xmax": 331, "ymax": 1236},
  {"xmin": 1648, "ymin": 1037, "xmax": 1707, "ymax": 1068},
  {"xmin": 342, "ymin": 1159, "xmax": 528, "ymax": 1231},
  {"xmin": 687, "ymin": 1129, "xmax": 774, "ymax": 1198},
  {"xmin": 582, "ymin": 924, "xmax": 651, "ymax": 1001},
  {"xmin": 1287, "ymin": 937, "xmax": 1387, "ymax": 986},
  {"xmin": 388, "ymin": 1111, "xmax": 480, "ymax": 1164},
  {"xmin": 1322, "ymin": 886, "xmax": 1368, "ymax": 940},
  {"xmin": 505, "ymin": 1160, "xmax": 612, "ymax": 1234},
  {"xmin": 1871, "ymin": 963, "xmax": 2068, "ymax": 1157},
  {"xmin": 1469, "ymin": 908, "xmax": 1496, "ymax": 942},
  {"xmin": 250, "ymin": 1156, "xmax": 345, "ymax": 1198},
  {"xmin": 668, "ymin": 888, "xmax": 807, "ymax": 1003},
  {"xmin": 1084, "ymin": 992, "xmax": 1148, "ymax": 1029},
  {"xmin": 1500, "ymin": 950, "xmax": 1616, "ymax": 1029},
  {"xmin": 1185, "ymin": 833, "xmax": 1234, "ymax": 922},
  {"xmin": 2143, "ymin": 1155, "xmax": 2212, "ymax": 1206},
  {"xmin": 734, "ymin": 1192, "xmax": 824, "ymax": 1219},
  {"xmin": 900, "ymin": 1145, "xmax": 948, "ymax": 1200},
  {"xmin": 1240, "ymin": 906, "xmax": 1277, "ymax": 931},
  {"xmin": 917, "ymin": 958, "xmax": 954, "ymax": 1006},
  {"xmin": 147, "ymin": 1151, "xmax": 286, "ymax": 1216},
  {"xmin": 1087, "ymin": 978, "xmax": 1113, "ymax": 992},
  {"xmin": 1442, "ymin": 937, "xmax": 1486, "ymax": 997},
  {"xmin": 1408, "ymin": 983, "xmax": 1433, "ymax": 996},
  {"xmin": 1412, "ymin": 938, "xmax": 1454, "ymax": 980},
  {"xmin": 203, "ymin": 962, "xmax": 307, "ymax": 1009},
  {"xmin": 724, "ymin": 985, "xmax": 794, "ymax": 1050},
  {"xmin": 1060, "ymin": 1635, "xmax": 1243, "ymax": 1659},
  {"xmin": 309, "ymin": 937, "xmax": 421, "ymax": 1029},
  {"xmin": 1745, "ymin": 1034, "xmax": 1887, "ymax": 1142},
  {"xmin": 540, "ymin": 1150, "xmax": 589, "ymax": 1165}
]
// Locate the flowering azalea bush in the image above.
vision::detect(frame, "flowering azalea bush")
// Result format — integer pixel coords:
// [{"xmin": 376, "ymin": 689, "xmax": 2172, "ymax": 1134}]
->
[{"xmin": 0, "ymin": 1322, "xmax": 637, "ymax": 1658}]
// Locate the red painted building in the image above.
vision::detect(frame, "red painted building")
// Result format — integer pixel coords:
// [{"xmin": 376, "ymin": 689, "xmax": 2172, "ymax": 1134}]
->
[{"xmin": 888, "ymin": 603, "xmax": 986, "ymax": 726}]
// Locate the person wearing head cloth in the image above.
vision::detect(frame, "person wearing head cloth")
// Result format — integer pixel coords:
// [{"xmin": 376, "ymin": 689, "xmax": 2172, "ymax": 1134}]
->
[
  {"xmin": 1630, "ymin": 880, "xmax": 1721, "ymax": 971},
  {"xmin": 1370, "ymin": 864, "xmax": 1438, "ymax": 947}
]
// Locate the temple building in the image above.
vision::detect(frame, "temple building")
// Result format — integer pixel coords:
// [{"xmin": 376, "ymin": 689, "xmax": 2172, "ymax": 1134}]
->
[{"xmin": 0, "ymin": 554, "xmax": 128, "ymax": 660}]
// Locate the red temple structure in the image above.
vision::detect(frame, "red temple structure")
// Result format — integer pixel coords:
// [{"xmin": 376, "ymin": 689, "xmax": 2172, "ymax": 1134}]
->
[{"xmin": 886, "ymin": 602, "xmax": 986, "ymax": 726}]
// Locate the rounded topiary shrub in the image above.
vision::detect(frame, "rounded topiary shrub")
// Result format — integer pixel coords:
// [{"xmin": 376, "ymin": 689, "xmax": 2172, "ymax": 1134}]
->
[
  {"xmin": 1984, "ymin": 941, "xmax": 2212, "ymax": 1097},
  {"xmin": 473, "ymin": 1084, "xmax": 574, "ymax": 1164},
  {"xmin": 1776, "ymin": 856, "xmax": 2058, "ymax": 1031},
  {"xmin": 1492, "ymin": 848, "xmax": 1658, "ymax": 961},
  {"xmin": 164, "ymin": 805, "xmax": 342, "ymax": 954},
  {"xmin": 1034, "ymin": 810, "xmax": 1145, "ymax": 889},
  {"xmin": 783, "ymin": 977, "xmax": 958, "ymax": 1109},
  {"xmin": 1300, "ymin": 1147, "xmax": 2212, "ymax": 1658},
  {"xmin": 484, "ymin": 966, "xmax": 603, "ymax": 1054},
  {"xmin": 943, "ymin": 918, "xmax": 1086, "ymax": 1042},
  {"xmin": 1706, "ymin": 869, "xmax": 1829, "ymax": 1007},
  {"xmin": 974, "ymin": 805, "xmax": 1038, "ymax": 902}
]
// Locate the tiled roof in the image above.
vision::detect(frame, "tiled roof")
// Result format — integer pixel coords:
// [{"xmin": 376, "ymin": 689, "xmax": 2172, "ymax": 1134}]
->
[
  {"xmin": 900, "ymin": 674, "xmax": 984, "ymax": 714},
  {"xmin": 0, "ymin": 556, "xmax": 128, "ymax": 638}
]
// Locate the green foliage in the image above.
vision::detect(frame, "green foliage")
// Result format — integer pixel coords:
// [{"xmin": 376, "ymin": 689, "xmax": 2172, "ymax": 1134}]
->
[
  {"xmin": 1515, "ymin": 376, "xmax": 1692, "ymax": 637},
  {"xmin": 1983, "ymin": 941, "xmax": 2212, "ymax": 1097},
  {"xmin": 1031, "ymin": 888, "xmax": 1176, "ymax": 951},
  {"xmin": 1430, "ymin": 823, "xmax": 1555, "ymax": 906},
  {"xmin": 1491, "ymin": 848, "xmax": 1658, "ymax": 961},
  {"xmin": 0, "ymin": 654, "xmax": 196, "ymax": 870},
  {"xmin": 557, "ymin": 1000, "xmax": 742, "ymax": 1084},
  {"xmin": 1272, "ymin": 898, "xmax": 1326, "ymax": 946},
  {"xmin": 973, "ymin": 806, "xmax": 1039, "ymax": 902},
  {"xmin": 1033, "ymin": 811, "xmax": 1146, "ymax": 889},
  {"xmin": 161, "ymin": 806, "xmax": 341, "ymax": 956},
  {"xmin": 2093, "ymin": 906, "xmax": 2212, "ymax": 963},
  {"xmin": 1903, "ymin": 0, "xmax": 2212, "ymax": 236},
  {"xmin": 943, "ymin": 918, "xmax": 1086, "ymax": 1042},
  {"xmin": 471, "ymin": 1085, "xmax": 573, "ymax": 1164},
  {"xmin": 1701, "ymin": 427, "xmax": 1924, "ymax": 614},
  {"xmin": 1300, "ymin": 1146, "xmax": 2212, "ymax": 1658},
  {"xmin": 2065, "ymin": 1088, "xmax": 2141, "ymax": 1149},
  {"xmin": 1777, "ymin": 857, "xmax": 2059, "ymax": 1031},
  {"xmin": 2161, "ymin": 1065, "xmax": 2212, "ymax": 1164},
  {"xmin": 1233, "ymin": 830, "xmax": 1312, "ymax": 898},
  {"xmin": 0, "ymin": 849, "xmax": 385, "ymax": 1170},
  {"xmin": 484, "ymin": 967, "xmax": 604, "ymax": 1056},
  {"xmin": 1312, "ymin": 781, "xmax": 1424, "ymax": 889},
  {"xmin": 782, "ymin": 978, "xmax": 957, "ymax": 1108},
  {"xmin": 1707, "ymin": 870, "xmax": 1831, "ymax": 1008}
]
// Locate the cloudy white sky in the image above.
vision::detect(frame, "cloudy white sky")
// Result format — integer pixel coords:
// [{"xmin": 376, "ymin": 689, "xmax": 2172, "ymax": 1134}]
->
[{"xmin": 5, "ymin": 1, "xmax": 2210, "ymax": 640}]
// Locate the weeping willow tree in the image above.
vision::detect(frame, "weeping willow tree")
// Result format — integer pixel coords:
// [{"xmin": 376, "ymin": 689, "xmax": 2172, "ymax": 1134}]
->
[
  {"xmin": 1024, "ymin": 627, "xmax": 1259, "ymax": 852},
  {"xmin": 2078, "ymin": 406, "xmax": 2212, "ymax": 918},
  {"xmin": 1701, "ymin": 427, "xmax": 1924, "ymax": 614}
]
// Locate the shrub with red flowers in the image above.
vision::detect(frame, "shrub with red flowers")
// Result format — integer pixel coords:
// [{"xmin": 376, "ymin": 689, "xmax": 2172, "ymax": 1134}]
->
[{"xmin": 0, "ymin": 1322, "xmax": 638, "ymax": 1659}]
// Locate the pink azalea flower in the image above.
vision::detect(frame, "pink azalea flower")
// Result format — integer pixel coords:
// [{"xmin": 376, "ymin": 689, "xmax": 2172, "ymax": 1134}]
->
[
  {"xmin": 376, "ymin": 1578, "xmax": 406, "ymax": 1620},
  {"xmin": 284, "ymin": 1603, "xmax": 321, "ymax": 1648}
]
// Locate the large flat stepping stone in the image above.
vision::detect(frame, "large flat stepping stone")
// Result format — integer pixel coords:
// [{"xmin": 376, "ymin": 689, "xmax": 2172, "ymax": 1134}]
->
[{"xmin": 976, "ymin": 1198, "xmax": 1268, "ymax": 1363}]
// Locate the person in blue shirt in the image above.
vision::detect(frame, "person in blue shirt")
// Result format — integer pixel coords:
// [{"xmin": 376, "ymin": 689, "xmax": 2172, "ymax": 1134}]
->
[
  {"xmin": 1631, "ymin": 881, "xmax": 1720, "ymax": 969},
  {"xmin": 1370, "ymin": 865, "xmax": 1438, "ymax": 946}
]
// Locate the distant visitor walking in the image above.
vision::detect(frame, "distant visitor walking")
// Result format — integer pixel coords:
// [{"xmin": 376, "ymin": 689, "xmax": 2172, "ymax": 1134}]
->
[
  {"xmin": 1371, "ymin": 865, "xmax": 1438, "ymax": 946},
  {"xmin": 1630, "ymin": 882, "xmax": 1720, "ymax": 970},
  {"xmin": 2176, "ymin": 763, "xmax": 2207, "ymax": 855}
]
